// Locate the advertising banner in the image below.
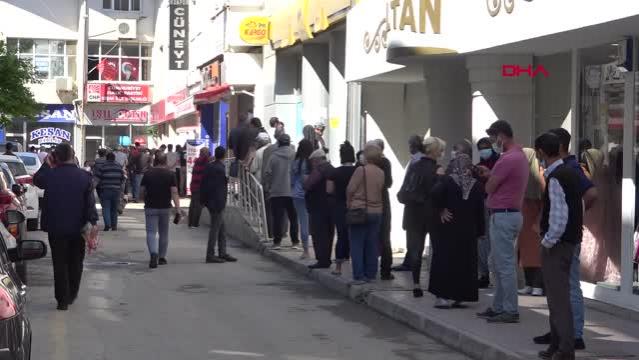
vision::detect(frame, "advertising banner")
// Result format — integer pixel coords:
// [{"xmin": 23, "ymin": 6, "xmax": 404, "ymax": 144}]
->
[
  {"xmin": 87, "ymin": 83, "xmax": 151, "ymax": 103},
  {"xmin": 169, "ymin": 0, "xmax": 189, "ymax": 70},
  {"xmin": 186, "ymin": 139, "xmax": 206, "ymax": 195},
  {"xmin": 33, "ymin": 104, "xmax": 78, "ymax": 123},
  {"xmin": 88, "ymin": 105, "xmax": 150, "ymax": 124},
  {"xmin": 29, "ymin": 127, "xmax": 72, "ymax": 145}
]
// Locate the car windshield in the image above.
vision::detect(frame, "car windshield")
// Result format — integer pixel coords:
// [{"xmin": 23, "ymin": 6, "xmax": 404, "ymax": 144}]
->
[
  {"xmin": 17, "ymin": 155, "xmax": 37, "ymax": 166},
  {"xmin": 0, "ymin": 171, "xmax": 8, "ymax": 190},
  {"xmin": 3, "ymin": 161, "xmax": 28, "ymax": 177}
]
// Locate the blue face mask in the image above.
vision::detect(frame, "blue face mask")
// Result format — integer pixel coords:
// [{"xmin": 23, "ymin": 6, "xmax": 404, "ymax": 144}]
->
[{"xmin": 479, "ymin": 149, "xmax": 493, "ymax": 160}]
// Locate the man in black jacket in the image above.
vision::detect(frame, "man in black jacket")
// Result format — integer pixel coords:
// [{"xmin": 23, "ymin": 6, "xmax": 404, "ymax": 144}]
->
[
  {"xmin": 534, "ymin": 133, "xmax": 582, "ymax": 360},
  {"xmin": 373, "ymin": 139, "xmax": 394, "ymax": 280},
  {"xmin": 94, "ymin": 152, "xmax": 125, "ymax": 231},
  {"xmin": 34, "ymin": 143, "xmax": 98, "ymax": 311},
  {"xmin": 201, "ymin": 147, "xmax": 237, "ymax": 263}
]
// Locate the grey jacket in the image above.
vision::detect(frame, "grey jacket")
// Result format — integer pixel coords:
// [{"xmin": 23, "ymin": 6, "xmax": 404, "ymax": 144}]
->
[{"xmin": 264, "ymin": 145, "xmax": 295, "ymax": 198}]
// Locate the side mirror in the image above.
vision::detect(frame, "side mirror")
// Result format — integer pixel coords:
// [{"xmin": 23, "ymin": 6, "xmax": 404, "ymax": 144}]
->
[
  {"xmin": 8, "ymin": 240, "xmax": 47, "ymax": 262},
  {"xmin": 11, "ymin": 184, "xmax": 23, "ymax": 196},
  {"xmin": 5, "ymin": 210, "xmax": 25, "ymax": 225}
]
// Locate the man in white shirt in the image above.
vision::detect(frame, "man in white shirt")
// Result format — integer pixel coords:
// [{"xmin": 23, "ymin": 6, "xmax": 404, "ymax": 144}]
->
[{"xmin": 114, "ymin": 146, "xmax": 128, "ymax": 168}]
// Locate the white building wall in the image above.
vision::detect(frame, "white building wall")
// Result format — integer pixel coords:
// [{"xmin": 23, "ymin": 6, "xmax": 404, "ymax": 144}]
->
[
  {"xmin": 0, "ymin": 0, "xmax": 79, "ymax": 40},
  {"xmin": 534, "ymin": 52, "xmax": 572, "ymax": 138}
]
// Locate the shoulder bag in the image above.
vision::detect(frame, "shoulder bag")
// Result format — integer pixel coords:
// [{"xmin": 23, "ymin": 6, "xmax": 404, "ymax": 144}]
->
[{"xmin": 346, "ymin": 167, "xmax": 368, "ymax": 225}]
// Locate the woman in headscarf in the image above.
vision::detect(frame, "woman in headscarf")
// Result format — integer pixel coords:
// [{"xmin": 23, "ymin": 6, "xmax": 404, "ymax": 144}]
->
[
  {"xmin": 428, "ymin": 154, "xmax": 485, "ymax": 309},
  {"xmin": 517, "ymin": 148, "xmax": 545, "ymax": 296},
  {"xmin": 303, "ymin": 125, "xmax": 319, "ymax": 150}
]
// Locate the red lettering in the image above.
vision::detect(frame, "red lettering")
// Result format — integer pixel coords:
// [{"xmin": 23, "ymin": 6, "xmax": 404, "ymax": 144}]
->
[
  {"xmin": 502, "ymin": 65, "xmax": 518, "ymax": 77},
  {"xmin": 533, "ymin": 65, "xmax": 550, "ymax": 78},
  {"xmin": 502, "ymin": 64, "xmax": 550, "ymax": 78}
]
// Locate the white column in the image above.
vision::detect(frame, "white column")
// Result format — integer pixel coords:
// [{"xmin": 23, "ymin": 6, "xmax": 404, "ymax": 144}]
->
[
  {"xmin": 570, "ymin": 49, "xmax": 581, "ymax": 153},
  {"xmin": 302, "ymin": 43, "xmax": 329, "ymax": 134},
  {"xmin": 347, "ymin": 82, "xmax": 363, "ymax": 148},
  {"xmin": 328, "ymin": 31, "xmax": 347, "ymax": 164}
]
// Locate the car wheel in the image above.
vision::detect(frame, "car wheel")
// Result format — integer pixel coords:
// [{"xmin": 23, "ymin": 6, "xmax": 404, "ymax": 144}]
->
[{"xmin": 26, "ymin": 218, "xmax": 38, "ymax": 231}]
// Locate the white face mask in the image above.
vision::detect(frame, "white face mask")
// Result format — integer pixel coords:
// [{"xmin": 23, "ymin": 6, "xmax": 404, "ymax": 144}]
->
[
  {"xmin": 493, "ymin": 142, "xmax": 503, "ymax": 154},
  {"xmin": 451, "ymin": 150, "xmax": 458, "ymax": 159}
]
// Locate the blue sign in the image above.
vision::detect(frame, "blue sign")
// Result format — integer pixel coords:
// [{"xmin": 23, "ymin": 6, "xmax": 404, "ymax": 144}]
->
[
  {"xmin": 34, "ymin": 104, "xmax": 78, "ymax": 123},
  {"xmin": 119, "ymin": 136, "xmax": 131, "ymax": 146},
  {"xmin": 29, "ymin": 127, "xmax": 72, "ymax": 145},
  {"xmin": 0, "ymin": 128, "xmax": 5, "ymax": 143}
]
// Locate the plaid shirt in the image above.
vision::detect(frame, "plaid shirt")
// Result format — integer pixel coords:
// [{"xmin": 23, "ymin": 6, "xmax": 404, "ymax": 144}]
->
[{"xmin": 542, "ymin": 159, "xmax": 569, "ymax": 248}]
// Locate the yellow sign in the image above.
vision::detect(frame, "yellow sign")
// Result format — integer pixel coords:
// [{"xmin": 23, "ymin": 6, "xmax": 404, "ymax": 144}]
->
[{"xmin": 239, "ymin": 16, "xmax": 270, "ymax": 45}]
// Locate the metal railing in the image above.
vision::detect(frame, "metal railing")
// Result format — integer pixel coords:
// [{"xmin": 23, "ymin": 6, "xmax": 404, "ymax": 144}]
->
[{"xmin": 225, "ymin": 159, "xmax": 269, "ymax": 240}]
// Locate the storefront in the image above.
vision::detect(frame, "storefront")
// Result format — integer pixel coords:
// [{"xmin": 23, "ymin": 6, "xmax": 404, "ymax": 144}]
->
[
  {"xmin": 5, "ymin": 104, "xmax": 78, "ymax": 150},
  {"xmin": 194, "ymin": 56, "xmax": 231, "ymax": 150}
]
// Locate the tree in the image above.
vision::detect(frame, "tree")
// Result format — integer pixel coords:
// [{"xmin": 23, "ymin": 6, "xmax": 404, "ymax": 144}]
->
[{"xmin": 0, "ymin": 40, "xmax": 41, "ymax": 128}]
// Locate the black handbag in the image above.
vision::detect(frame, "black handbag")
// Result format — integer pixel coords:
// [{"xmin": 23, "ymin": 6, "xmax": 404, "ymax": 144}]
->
[{"xmin": 346, "ymin": 167, "xmax": 368, "ymax": 225}]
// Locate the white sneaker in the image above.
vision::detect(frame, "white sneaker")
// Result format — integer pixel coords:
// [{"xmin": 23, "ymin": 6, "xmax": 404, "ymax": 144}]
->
[
  {"xmin": 531, "ymin": 288, "xmax": 544, "ymax": 296},
  {"xmin": 271, "ymin": 244, "xmax": 282, "ymax": 250},
  {"xmin": 518, "ymin": 286, "xmax": 533, "ymax": 295},
  {"xmin": 434, "ymin": 298, "xmax": 451, "ymax": 309}
]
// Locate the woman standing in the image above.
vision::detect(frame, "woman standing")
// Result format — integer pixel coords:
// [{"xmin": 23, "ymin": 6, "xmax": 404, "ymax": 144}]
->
[
  {"xmin": 303, "ymin": 125, "xmax": 319, "ymax": 150},
  {"xmin": 346, "ymin": 142, "xmax": 386, "ymax": 284},
  {"xmin": 517, "ymin": 148, "xmax": 546, "ymax": 296},
  {"xmin": 304, "ymin": 149, "xmax": 335, "ymax": 268},
  {"xmin": 291, "ymin": 139, "xmax": 314, "ymax": 259},
  {"xmin": 428, "ymin": 154, "xmax": 485, "ymax": 308},
  {"xmin": 327, "ymin": 141, "xmax": 357, "ymax": 275}
]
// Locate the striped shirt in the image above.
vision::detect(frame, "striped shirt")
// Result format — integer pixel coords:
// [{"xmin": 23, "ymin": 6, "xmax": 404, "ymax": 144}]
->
[
  {"xmin": 95, "ymin": 160, "xmax": 125, "ymax": 191},
  {"xmin": 190, "ymin": 155, "xmax": 209, "ymax": 192}
]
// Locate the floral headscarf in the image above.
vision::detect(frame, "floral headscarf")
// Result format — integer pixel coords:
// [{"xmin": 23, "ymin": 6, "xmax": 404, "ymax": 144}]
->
[{"xmin": 446, "ymin": 154, "xmax": 476, "ymax": 200}]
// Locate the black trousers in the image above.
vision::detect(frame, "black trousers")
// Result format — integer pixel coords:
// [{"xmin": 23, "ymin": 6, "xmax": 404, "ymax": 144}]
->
[
  {"xmin": 524, "ymin": 267, "xmax": 544, "ymax": 288},
  {"xmin": 188, "ymin": 189, "xmax": 203, "ymax": 227},
  {"xmin": 309, "ymin": 208, "xmax": 334, "ymax": 266},
  {"xmin": 379, "ymin": 206, "xmax": 393, "ymax": 276},
  {"xmin": 270, "ymin": 196, "xmax": 299, "ymax": 245},
  {"xmin": 48, "ymin": 233, "xmax": 86, "ymax": 305},
  {"xmin": 406, "ymin": 226, "xmax": 429, "ymax": 284}
]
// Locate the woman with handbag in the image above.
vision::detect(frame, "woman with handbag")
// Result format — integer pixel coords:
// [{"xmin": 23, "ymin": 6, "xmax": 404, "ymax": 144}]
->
[{"xmin": 346, "ymin": 142, "xmax": 386, "ymax": 285}]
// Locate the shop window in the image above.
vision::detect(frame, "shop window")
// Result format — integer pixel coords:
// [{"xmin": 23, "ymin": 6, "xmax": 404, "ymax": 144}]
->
[
  {"xmin": 103, "ymin": 0, "xmax": 140, "ymax": 11},
  {"xmin": 7, "ymin": 38, "xmax": 72, "ymax": 80},
  {"xmin": 87, "ymin": 41, "xmax": 152, "ymax": 82}
]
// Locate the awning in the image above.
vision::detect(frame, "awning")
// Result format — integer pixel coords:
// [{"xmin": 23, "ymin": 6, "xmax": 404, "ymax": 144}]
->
[{"xmin": 193, "ymin": 84, "xmax": 231, "ymax": 105}]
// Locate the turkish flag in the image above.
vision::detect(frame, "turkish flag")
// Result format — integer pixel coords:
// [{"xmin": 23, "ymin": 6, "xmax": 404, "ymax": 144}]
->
[
  {"xmin": 120, "ymin": 58, "xmax": 139, "ymax": 81},
  {"xmin": 98, "ymin": 58, "xmax": 119, "ymax": 81}
]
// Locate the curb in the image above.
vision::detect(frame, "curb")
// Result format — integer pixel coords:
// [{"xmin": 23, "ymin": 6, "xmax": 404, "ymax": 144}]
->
[{"xmin": 223, "ymin": 208, "xmax": 524, "ymax": 360}]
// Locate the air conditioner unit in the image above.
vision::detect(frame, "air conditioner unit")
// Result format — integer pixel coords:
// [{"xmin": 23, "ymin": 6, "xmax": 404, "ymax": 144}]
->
[
  {"xmin": 115, "ymin": 19, "xmax": 137, "ymax": 39},
  {"xmin": 55, "ymin": 76, "xmax": 73, "ymax": 92}
]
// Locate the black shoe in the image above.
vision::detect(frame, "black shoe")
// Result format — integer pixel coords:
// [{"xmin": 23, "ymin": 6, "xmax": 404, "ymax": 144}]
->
[
  {"xmin": 550, "ymin": 351, "xmax": 575, "ymax": 360},
  {"xmin": 574, "ymin": 338, "xmax": 585, "ymax": 351},
  {"xmin": 149, "ymin": 254, "xmax": 158, "ymax": 268},
  {"xmin": 220, "ymin": 254, "xmax": 237, "ymax": 262},
  {"xmin": 111, "ymin": 226, "xmax": 118, "ymax": 231},
  {"xmin": 538, "ymin": 347, "xmax": 557, "ymax": 360},
  {"xmin": 413, "ymin": 288, "xmax": 424, "ymax": 298},
  {"xmin": 391, "ymin": 264, "xmax": 411, "ymax": 272},
  {"xmin": 308, "ymin": 263, "xmax": 331, "ymax": 269},
  {"xmin": 206, "ymin": 256, "xmax": 226, "ymax": 263},
  {"xmin": 158, "ymin": 258, "xmax": 168, "ymax": 265},
  {"xmin": 476, "ymin": 307, "xmax": 501, "ymax": 319},
  {"xmin": 57, "ymin": 303, "xmax": 68, "ymax": 311},
  {"xmin": 380, "ymin": 273, "xmax": 395, "ymax": 281},
  {"xmin": 534, "ymin": 332, "xmax": 552, "ymax": 345},
  {"xmin": 103, "ymin": 226, "xmax": 110, "ymax": 232},
  {"xmin": 478, "ymin": 275, "xmax": 490, "ymax": 289}
]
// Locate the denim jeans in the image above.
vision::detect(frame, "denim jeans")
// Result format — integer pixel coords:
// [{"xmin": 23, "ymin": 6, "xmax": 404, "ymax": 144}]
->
[
  {"xmin": 132, "ymin": 174, "xmax": 144, "ymax": 201},
  {"xmin": 100, "ymin": 189, "xmax": 120, "ymax": 229},
  {"xmin": 490, "ymin": 211, "xmax": 523, "ymax": 315},
  {"xmin": 570, "ymin": 243, "xmax": 585, "ymax": 339},
  {"xmin": 293, "ymin": 197, "xmax": 309, "ymax": 250},
  {"xmin": 145, "ymin": 208, "xmax": 170, "ymax": 257},
  {"xmin": 334, "ymin": 201, "xmax": 350, "ymax": 262},
  {"xmin": 349, "ymin": 213, "xmax": 382, "ymax": 281},
  {"xmin": 207, "ymin": 210, "xmax": 227, "ymax": 258}
]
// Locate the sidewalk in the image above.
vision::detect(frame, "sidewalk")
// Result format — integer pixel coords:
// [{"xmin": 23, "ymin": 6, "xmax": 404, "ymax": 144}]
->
[{"xmin": 217, "ymin": 206, "xmax": 639, "ymax": 360}]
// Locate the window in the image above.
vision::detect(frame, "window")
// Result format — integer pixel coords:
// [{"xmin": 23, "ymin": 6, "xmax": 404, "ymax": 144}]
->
[
  {"xmin": 4, "ymin": 162, "xmax": 28, "ymax": 177},
  {"xmin": 8, "ymin": 38, "xmax": 73, "ymax": 80},
  {"xmin": 103, "ymin": 0, "xmax": 140, "ymax": 11},
  {"xmin": 88, "ymin": 41, "xmax": 152, "ymax": 82}
]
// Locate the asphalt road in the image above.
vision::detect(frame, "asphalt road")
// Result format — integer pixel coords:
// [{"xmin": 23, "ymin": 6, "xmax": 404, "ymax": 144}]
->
[{"xmin": 24, "ymin": 208, "xmax": 469, "ymax": 360}]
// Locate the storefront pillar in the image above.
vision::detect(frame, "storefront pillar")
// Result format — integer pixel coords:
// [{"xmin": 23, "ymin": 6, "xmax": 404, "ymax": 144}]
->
[
  {"xmin": 302, "ymin": 44, "xmax": 329, "ymax": 130},
  {"xmin": 328, "ymin": 31, "xmax": 347, "ymax": 164},
  {"xmin": 621, "ymin": 71, "xmax": 636, "ymax": 296},
  {"xmin": 347, "ymin": 82, "xmax": 363, "ymax": 148}
]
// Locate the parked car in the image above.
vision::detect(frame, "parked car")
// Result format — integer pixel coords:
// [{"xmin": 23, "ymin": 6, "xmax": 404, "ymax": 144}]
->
[
  {"xmin": 0, "ymin": 212, "xmax": 47, "ymax": 360},
  {"xmin": 0, "ymin": 157, "xmax": 38, "ymax": 231},
  {"xmin": 13, "ymin": 153, "xmax": 41, "ymax": 177},
  {"xmin": 0, "ymin": 144, "xmax": 24, "ymax": 154}
]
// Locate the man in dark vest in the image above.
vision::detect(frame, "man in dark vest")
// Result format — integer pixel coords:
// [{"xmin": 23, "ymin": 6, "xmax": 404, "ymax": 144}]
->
[{"xmin": 534, "ymin": 132, "xmax": 583, "ymax": 360}]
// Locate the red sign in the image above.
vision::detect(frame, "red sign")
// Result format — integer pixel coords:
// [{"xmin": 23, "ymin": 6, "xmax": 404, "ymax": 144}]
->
[
  {"xmin": 87, "ymin": 83, "xmax": 151, "ymax": 103},
  {"xmin": 90, "ymin": 108, "xmax": 149, "ymax": 123},
  {"xmin": 502, "ymin": 65, "xmax": 549, "ymax": 78}
]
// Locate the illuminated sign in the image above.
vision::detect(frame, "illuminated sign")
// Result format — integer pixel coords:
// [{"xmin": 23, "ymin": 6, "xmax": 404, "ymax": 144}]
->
[
  {"xmin": 239, "ymin": 16, "xmax": 269, "ymax": 45},
  {"xmin": 29, "ymin": 127, "xmax": 72, "ymax": 145}
]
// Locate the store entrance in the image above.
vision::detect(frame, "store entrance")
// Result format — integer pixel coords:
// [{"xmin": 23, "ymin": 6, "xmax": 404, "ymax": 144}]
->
[{"xmin": 84, "ymin": 138, "xmax": 102, "ymax": 166}]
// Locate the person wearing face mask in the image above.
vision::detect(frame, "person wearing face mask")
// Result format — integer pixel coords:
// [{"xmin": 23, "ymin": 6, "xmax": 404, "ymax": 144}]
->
[
  {"xmin": 476, "ymin": 120, "xmax": 529, "ymax": 324},
  {"xmin": 477, "ymin": 138, "xmax": 500, "ymax": 169},
  {"xmin": 451, "ymin": 140, "xmax": 473, "ymax": 160}
]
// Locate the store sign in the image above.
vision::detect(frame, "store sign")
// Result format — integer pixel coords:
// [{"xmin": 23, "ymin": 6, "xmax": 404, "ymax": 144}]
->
[
  {"xmin": 35, "ymin": 104, "xmax": 78, "ymax": 123},
  {"xmin": 487, "ymin": 0, "xmax": 534, "ymax": 17},
  {"xmin": 169, "ymin": 0, "xmax": 189, "ymax": 70},
  {"xmin": 29, "ymin": 127, "xmax": 72, "ymax": 145},
  {"xmin": 502, "ymin": 64, "xmax": 549, "ymax": 78},
  {"xmin": 90, "ymin": 107, "xmax": 149, "ymax": 123},
  {"xmin": 239, "ymin": 16, "xmax": 269, "ymax": 45},
  {"xmin": 87, "ymin": 83, "xmax": 151, "ymax": 103},
  {"xmin": 166, "ymin": 88, "xmax": 196, "ymax": 120},
  {"xmin": 200, "ymin": 60, "xmax": 222, "ymax": 90}
]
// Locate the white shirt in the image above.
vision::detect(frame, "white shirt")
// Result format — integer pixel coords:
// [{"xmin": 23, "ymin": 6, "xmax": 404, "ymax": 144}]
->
[
  {"xmin": 166, "ymin": 151, "xmax": 179, "ymax": 170},
  {"xmin": 114, "ymin": 151, "xmax": 128, "ymax": 168},
  {"xmin": 542, "ymin": 159, "xmax": 569, "ymax": 248}
]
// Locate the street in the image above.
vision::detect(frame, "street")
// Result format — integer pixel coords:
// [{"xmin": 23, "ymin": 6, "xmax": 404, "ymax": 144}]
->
[{"xmin": 24, "ymin": 208, "xmax": 469, "ymax": 360}]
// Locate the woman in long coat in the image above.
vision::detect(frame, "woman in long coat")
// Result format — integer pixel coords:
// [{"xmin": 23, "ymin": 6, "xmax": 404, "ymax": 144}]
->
[{"xmin": 428, "ymin": 154, "xmax": 485, "ymax": 308}]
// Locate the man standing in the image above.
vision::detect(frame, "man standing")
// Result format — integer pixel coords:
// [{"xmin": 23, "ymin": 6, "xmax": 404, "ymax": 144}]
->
[
  {"xmin": 263, "ymin": 134, "xmax": 299, "ymax": 250},
  {"xmin": 3, "ymin": 142, "xmax": 16, "ymax": 157},
  {"xmin": 476, "ymin": 120, "xmax": 529, "ymax": 323},
  {"xmin": 94, "ymin": 152, "xmax": 125, "ymax": 231},
  {"xmin": 188, "ymin": 147, "xmax": 209, "ymax": 228},
  {"xmin": 201, "ymin": 147, "xmax": 237, "ymax": 263},
  {"xmin": 269, "ymin": 117, "xmax": 285, "ymax": 140},
  {"xmin": 34, "ymin": 143, "xmax": 98, "ymax": 310},
  {"xmin": 38, "ymin": 146, "xmax": 48, "ymax": 163},
  {"xmin": 113, "ymin": 145, "xmax": 128, "ymax": 168},
  {"xmin": 128, "ymin": 142, "xmax": 149, "ymax": 202},
  {"xmin": 140, "ymin": 153, "xmax": 181, "ymax": 268},
  {"xmin": 534, "ymin": 132, "xmax": 583, "ymax": 360},
  {"xmin": 532, "ymin": 128, "xmax": 597, "ymax": 350},
  {"xmin": 373, "ymin": 139, "xmax": 394, "ymax": 281}
]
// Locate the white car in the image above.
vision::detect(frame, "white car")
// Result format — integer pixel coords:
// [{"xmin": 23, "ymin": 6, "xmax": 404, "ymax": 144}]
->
[
  {"xmin": 15, "ymin": 152, "xmax": 42, "ymax": 176},
  {"xmin": 0, "ymin": 155, "xmax": 39, "ymax": 231}
]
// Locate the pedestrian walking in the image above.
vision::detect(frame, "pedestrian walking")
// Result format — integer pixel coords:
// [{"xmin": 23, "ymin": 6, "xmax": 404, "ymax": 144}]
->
[
  {"xmin": 346, "ymin": 142, "xmax": 386, "ymax": 284},
  {"xmin": 94, "ymin": 152, "xmax": 125, "ymax": 231},
  {"xmin": 327, "ymin": 141, "xmax": 357, "ymax": 275},
  {"xmin": 176, "ymin": 145, "xmax": 187, "ymax": 197},
  {"xmin": 304, "ymin": 148, "xmax": 335, "ymax": 268},
  {"xmin": 397, "ymin": 136, "xmax": 442, "ymax": 297},
  {"xmin": 264, "ymin": 134, "xmax": 299, "ymax": 250},
  {"xmin": 128, "ymin": 142, "xmax": 149, "ymax": 202},
  {"xmin": 166, "ymin": 144, "xmax": 180, "ymax": 187},
  {"xmin": 476, "ymin": 120, "xmax": 529, "ymax": 324},
  {"xmin": 114, "ymin": 145, "xmax": 128, "ymax": 168},
  {"xmin": 428, "ymin": 154, "xmax": 485, "ymax": 308},
  {"xmin": 517, "ymin": 148, "xmax": 546, "ymax": 297},
  {"xmin": 372, "ymin": 139, "xmax": 394, "ymax": 281},
  {"xmin": 291, "ymin": 139, "xmax": 313, "ymax": 259},
  {"xmin": 534, "ymin": 132, "xmax": 583, "ymax": 360},
  {"xmin": 188, "ymin": 147, "xmax": 210, "ymax": 228},
  {"xmin": 201, "ymin": 147, "xmax": 237, "ymax": 263},
  {"xmin": 34, "ymin": 143, "xmax": 98, "ymax": 310},
  {"xmin": 139, "ymin": 152, "xmax": 182, "ymax": 268}
]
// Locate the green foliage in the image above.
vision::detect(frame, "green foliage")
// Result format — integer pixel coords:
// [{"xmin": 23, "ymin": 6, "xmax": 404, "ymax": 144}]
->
[{"xmin": 0, "ymin": 40, "xmax": 42, "ymax": 128}]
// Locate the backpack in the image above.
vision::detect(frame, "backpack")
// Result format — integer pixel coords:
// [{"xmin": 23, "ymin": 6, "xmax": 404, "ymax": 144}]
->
[{"xmin": 397, "ymin": 159, "xmax": 437, "ymax": 205}]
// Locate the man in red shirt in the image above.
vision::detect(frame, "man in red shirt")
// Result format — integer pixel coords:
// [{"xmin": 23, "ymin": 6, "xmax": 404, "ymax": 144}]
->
[{"xmin": 188, "ymin": 147, "xmax": 210, "ymax": 228}]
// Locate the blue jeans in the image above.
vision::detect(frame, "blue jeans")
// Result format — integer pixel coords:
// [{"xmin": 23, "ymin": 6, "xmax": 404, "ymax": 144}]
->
[
  {"xmin": 293, "ymin": 198, "xmax": 309, "ymax": 250},
  {"xmin": 570, "ymin": 244, "xmax": 584, "ymax": 339},
  {"xmin": 349, "ymin": 213, "xmax": 382, "ymax": 281},
  {"xmin": 490, "ymin": 211, "xmax": 523, "ymax": 314},
  {"xmin": 145, "ymin": 208, "xmax": 170, "ymax": 257},
  {"xmin": 334, "ymin": 201, "xmax": 350, "ymax": 262},
  {"xmin": 100, "ymin": 189, "xmax": 120, "ymax": 229},
  {"xmin": 132, "ymin": 174, "xmax": 144, "ymax": 200}
]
